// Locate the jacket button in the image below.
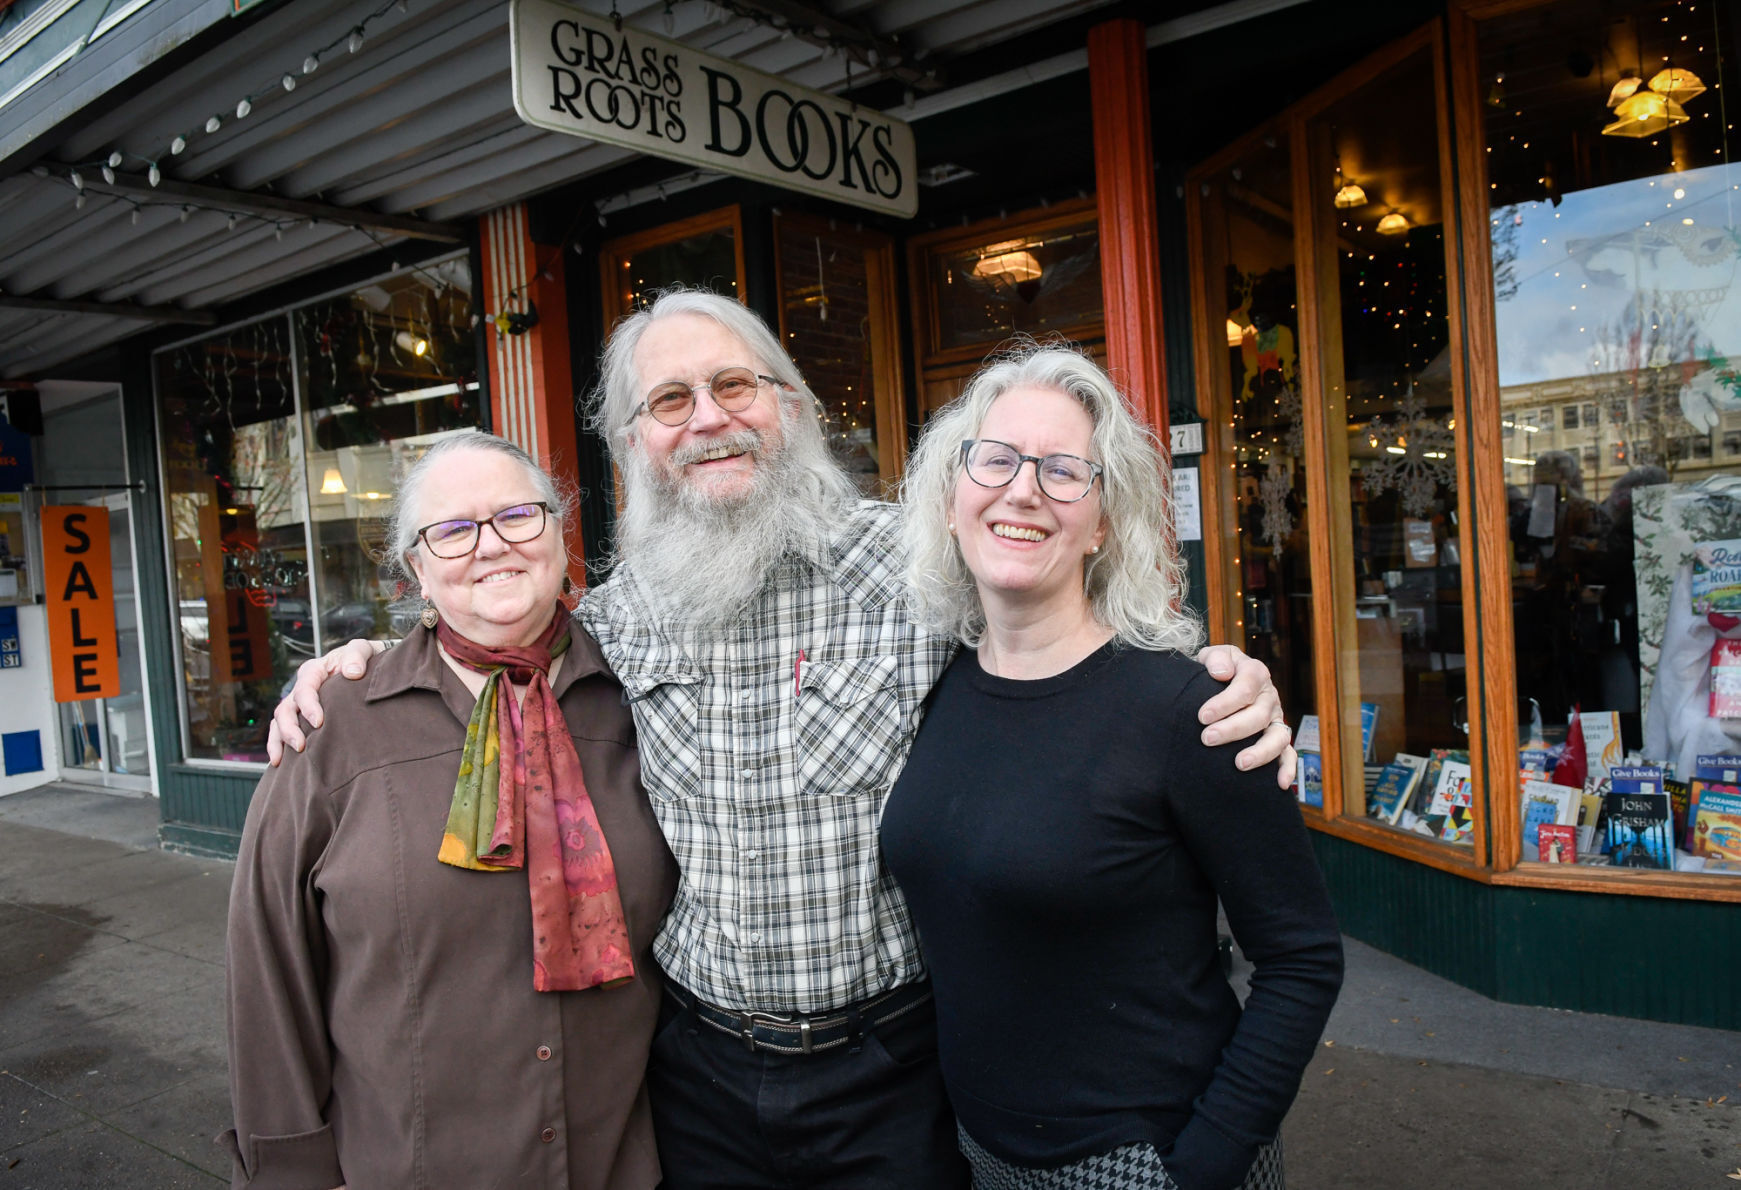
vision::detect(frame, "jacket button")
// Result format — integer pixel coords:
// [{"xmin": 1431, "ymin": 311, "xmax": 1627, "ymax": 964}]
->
[
  {"xmin": 536, "ymin": 1045, "xmax": 552, "ymax": 1061},
  {"xmin": 541, "ymin": 1127, "xmax": 556, "ymax": 1143}
]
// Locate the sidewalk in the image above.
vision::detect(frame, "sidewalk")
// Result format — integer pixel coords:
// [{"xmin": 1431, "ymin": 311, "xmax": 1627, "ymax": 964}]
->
[{"xmin": 1, "ymin": 782, "xmax": 1737, "ymax": 1188}]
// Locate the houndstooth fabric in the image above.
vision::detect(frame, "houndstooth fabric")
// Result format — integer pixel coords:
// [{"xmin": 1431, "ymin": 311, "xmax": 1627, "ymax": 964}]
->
[
  {"xmin": 957, "ymin": 1126, "xmax": 1284, "ymax": 1190},
  {"xmin": 580, "ymin": 500, "xmax": 957, "ymax": 1014}
]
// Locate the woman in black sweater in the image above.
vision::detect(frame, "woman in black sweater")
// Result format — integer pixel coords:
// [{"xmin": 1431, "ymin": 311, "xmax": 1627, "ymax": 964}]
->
[{"xmin": 881, "ymin": 343, "xmax": 1343, "ymax": 1190}]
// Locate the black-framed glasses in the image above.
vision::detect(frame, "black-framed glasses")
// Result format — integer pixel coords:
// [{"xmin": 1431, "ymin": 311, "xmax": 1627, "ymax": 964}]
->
[
  {"xmin": 416, "ymin": 501, "xmax": 551, "ymax": 559},
  {"xmin": 960, "ymin": 439, "xmax": 1104, "ymax": 503},
  {"xmin": 636, "ymin": 367, "xmax": 780, "ymax": 427}
]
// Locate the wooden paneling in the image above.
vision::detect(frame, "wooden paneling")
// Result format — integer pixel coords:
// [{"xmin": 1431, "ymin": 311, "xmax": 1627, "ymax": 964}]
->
[
  {"xmin": 1087, "ymin": 18, "xmax": 1168, "ymax": 435},
  {"xmin": 1184, "ymin": 177, "xmax": 1236, "ymax": 646},
  {"xmin": 1443, "ymin": 2, "xmax": 1520, "ymax": 873}
]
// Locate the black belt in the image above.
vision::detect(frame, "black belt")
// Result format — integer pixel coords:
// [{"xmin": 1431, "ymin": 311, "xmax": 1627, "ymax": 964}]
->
[{"xmin": 664, "ymin": 980, "xmax": 932, "ymax": 1055}]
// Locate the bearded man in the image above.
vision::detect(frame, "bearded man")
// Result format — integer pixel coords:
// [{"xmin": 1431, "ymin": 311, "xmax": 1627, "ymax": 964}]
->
[{"xmin": 269, "ymin": 288, "xmax": 1294, "ymax": 1190}]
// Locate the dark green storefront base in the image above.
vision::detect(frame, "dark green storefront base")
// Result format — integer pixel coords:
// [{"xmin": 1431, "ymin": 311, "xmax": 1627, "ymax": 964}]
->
[
  {"xmin": 1311, "ymin": 832, "xmax": 1740, "ymax": 1032},
  {"xmin": 158, "ymin": 766, "xmax": 253, "ymax": 860}
]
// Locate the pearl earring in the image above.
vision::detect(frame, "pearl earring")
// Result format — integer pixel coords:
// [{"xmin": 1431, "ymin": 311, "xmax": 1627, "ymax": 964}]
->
[
  {"xmin": 1088, "ymin": 545, "xmax": 1100, "ymax": 555},
  {"xmin": 948, "ymin": 522, "xmax": 956, "ymax": 534}
]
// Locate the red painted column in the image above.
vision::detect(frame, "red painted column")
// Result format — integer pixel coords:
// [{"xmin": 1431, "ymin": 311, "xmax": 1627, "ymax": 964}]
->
[
  {"xmin": 479, "ymin": 203, "xmax": 585, "ymax": 582},
  {"xmin": 1088, "ymin": 19, "xmax": 1169, "ymax": 436}
]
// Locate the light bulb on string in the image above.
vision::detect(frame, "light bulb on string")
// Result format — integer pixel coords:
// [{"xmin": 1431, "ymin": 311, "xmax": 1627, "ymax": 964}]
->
[
  {"xmin": 179, "ymin": 205, "xmax": 191, "ymax": 223},
  {"xmin": 107, "ymin": 151, "xmax": 122, "ymax": 168},
  {"xmin": 205, "ymin": 115, "xmax": 222, "ymax": 133},
  {"xmin": 348, "ymin": 27, "xmax": 365, "ymax": 53},
  {"xmin": 303, "ymin": 54, "xmax": 319, "ymax": 75},
  {"xmin": 101, "ymin": 165, "xmax": 115, "ymax": 185},
  {"xmin": 170, "ymin": 136, "xmax": 186, "ymax": 155},
  {"xmin": 275, "ymin": 225, "xmax": 284, "ymax": 241},
  {"xmin": 236, "ymin": 97, "xmax": 252, "ymax": 119},
  {"xmin": 226, "ymin": 213, "xmax": 238, "ymax": 230},
  {"xmin": 148, "ymin": 163, "xmax": 161, "ymax": 186},
  {"xmin": 70, "ymin": 168, "xmax": 84, "ymax": 191},
  {"xmin": 75, "ymin": 192, "xmax": 86, "ymax": 209}
]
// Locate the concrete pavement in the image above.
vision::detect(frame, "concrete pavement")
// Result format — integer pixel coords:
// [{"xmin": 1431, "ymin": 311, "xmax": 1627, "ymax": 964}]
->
[{"xmin": 1, "ymin": 781, "xmax": 1737, "ymax": 1188}]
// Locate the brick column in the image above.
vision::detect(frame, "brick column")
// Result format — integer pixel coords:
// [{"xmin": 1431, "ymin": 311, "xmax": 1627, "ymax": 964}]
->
[
  {"xmin": 1088, "ymin": 19, "xmax": 1168, "ymax": 436},
  {"xmin": 479, "ymin": 203, "xmax": 585, "ymax": 579}
]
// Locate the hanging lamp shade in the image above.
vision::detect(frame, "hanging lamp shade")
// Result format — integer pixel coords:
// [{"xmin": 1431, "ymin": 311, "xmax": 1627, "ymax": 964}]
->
[
  {"xmin": 1606, "ymin": 76, "xmax": 1643, "ymax": 107},
  {"xmin": 972, "ymin": 248, "xmax": 1042, "ymax": 285},
  {"xmin": 1646, "ymin": 67, "xmax": 1705, "ymax": 104},
  {"xmin": 1601, "ymin": 90, "xmax": 1689, "ymax": 137},
  {"xmin": 320, "ymin": 468, "xmax": 347, "ymax": 495},
  {"xmin": 1226, "ymin": 316, "xmax": 1253, "ymax": 346},
  {"xmin": 1376, "ymin": 211, "xmax": 1410, "ymax": 235},
  {"xmin": 1334, "ymin": 182, "xmax": 1367, "ymax": 209}
]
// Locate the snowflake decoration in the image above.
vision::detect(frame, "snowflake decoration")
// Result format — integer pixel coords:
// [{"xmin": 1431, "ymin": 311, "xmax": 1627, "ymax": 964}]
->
[
  {"xmin": 1363, "ymin": 383, "xmax": 1456, "ymax": 518},
  {"xmin": 1260, "ymin": 463, "xmax": 1294, "ymax": 555},
  {"xmin": 1277, "ymin": 386, "xmax": 1305, "ymax": 457}
]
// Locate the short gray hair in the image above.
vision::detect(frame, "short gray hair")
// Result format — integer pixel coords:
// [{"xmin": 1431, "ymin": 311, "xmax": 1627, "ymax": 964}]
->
[
  {"xmin": 900, "ymin": 340, "xmax": 1203, "ymax": 653},
  {"xmin": 386, "ymin": 429, "xmax": 575, "ymax": 588}
]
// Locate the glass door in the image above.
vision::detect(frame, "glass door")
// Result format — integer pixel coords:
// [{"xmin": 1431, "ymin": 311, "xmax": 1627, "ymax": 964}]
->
[{"xmin": 55, "ymin": 490, "xmax": 152, "ymax": 792}]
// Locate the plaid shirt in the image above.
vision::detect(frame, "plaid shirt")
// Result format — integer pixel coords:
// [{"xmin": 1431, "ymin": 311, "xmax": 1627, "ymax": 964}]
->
[{"xmin": 579, "ymin": 500, "xmax": 958, "ymax": 1013}]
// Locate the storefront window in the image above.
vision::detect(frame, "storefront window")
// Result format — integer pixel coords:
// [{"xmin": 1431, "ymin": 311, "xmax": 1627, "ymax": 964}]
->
[
  {"xmin": 157, "ymin": 260, "xmax": 480, "ymax": 763},
  {"xmin": 601, "ymin": 206, "xmax": 744, "ymax": 319},
  {"xmin": 1197, "ymin": 132, "xmax": 1325, "ymax": 801},
  {"xmin": 1479, "ymin": 0, "xmax": 1738, "ymax": 875},
  {"xmin": 775, "ymin": 214, "xmax": 905, "ymax": 496},
  {"xmin": 1308, "ymin": 45, "xmax": 1474, "ymax": 847}
]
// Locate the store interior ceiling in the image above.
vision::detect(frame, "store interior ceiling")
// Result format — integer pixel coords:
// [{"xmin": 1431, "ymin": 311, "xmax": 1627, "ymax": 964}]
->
[{"xmin": 0, "ymin": 0, "xmax": 1304, "ymax": 379}]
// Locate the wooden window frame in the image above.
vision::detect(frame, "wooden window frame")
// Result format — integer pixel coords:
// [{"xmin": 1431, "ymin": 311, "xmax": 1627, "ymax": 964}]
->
[
  {"xmin": 598, "ymin": 205, "xmax": 747, "ymax": 327},
  {"xmin": 906, "ymin": 198, "xmax": 1106, "ymax": 418},
  {"xmin": 1189, "ymin": 6, "xmax": 1741, "ymax": 903},
  {"xmin": 772, "ymin": 212, "xmax": 910, "ymax": 486}
]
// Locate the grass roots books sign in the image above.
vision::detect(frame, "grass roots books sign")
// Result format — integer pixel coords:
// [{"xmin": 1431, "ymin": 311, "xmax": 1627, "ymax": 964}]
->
[{"xmin": 510, "ymin": 0, "xmax": 918, "ymax": 218}]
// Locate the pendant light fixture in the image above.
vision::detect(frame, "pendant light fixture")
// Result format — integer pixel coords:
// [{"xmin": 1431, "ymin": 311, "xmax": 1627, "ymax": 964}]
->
[
  {"xmin": 1601, "ymin": 89, "xmax": 1689, "ymax": 138},
  {"xmin": 1332, "ymin": 158, "xmax": 1366, "ymax": 209},
  {"xmin": 1376, "ymin": 211, "xmax": 1410, "ymax": 236}
]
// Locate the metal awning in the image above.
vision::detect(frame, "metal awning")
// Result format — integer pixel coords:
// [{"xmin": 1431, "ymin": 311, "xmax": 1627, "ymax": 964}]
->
[{"xmin": 0, "ymin": 0, "xmax": 1286, "ymax": 378}]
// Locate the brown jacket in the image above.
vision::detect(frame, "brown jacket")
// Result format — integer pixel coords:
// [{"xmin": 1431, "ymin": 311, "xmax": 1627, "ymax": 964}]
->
[{"xmin": 223, "ymin": 623, "xmax": 678, "ymax": 1190}]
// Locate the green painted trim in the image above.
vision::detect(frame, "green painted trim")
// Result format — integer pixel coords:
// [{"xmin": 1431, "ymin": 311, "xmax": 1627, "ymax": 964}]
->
[
  {"xmin": 160, "ymin": 820, "xmax": 242, "ymax": 860},
  {"xmin": 1312, "ymin": 833, "xmax": 1741, "ymax": 1030}
]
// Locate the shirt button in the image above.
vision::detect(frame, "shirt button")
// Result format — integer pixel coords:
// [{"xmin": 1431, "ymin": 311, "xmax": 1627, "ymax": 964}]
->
[
  {"xmin": 541, "ymin": 1127, "xmax": 556, "ymax": 1143},
  {"xmin": 536, "ymin": 1045, "xmax": 552, "ymax": 1061},
  {"xmin": 745, "ymin": 849, "xmax": 759, "ymax": 860},
  {"xmin": 740, "ymin": 765, "xmax": 754, "ymax": 777},
  {"xmin": 749, "ymin": 931, "xmax": 761, "ymax": 943}
]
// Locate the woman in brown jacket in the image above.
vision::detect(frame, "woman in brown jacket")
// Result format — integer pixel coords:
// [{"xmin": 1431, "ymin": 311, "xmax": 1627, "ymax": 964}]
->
[{"xmin": 223, "ymin": 432, "xmax": 677, "ymax": 1190}]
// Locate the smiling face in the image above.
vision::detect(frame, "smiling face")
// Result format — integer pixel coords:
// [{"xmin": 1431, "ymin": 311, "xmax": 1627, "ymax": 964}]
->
[
  {"xmin": 627, "ymin": 311, "xmax": 787, "ymax": 508},
  {"xmin": 405, "ymin": 447, "xmax": 566, "ymax": 647},
  {"xmin": 950, "ymin": 384, "xmax": 1107, "ymax": 620}
]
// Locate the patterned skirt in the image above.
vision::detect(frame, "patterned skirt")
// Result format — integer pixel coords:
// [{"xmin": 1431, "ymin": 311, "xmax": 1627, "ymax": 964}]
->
[{"xmin": 957, "ymin": 1125, "xmax": 1284, "ymax": 1190}]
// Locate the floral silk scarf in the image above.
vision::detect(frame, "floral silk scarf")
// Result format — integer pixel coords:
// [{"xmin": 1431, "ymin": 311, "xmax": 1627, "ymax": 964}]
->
[{"xmin": 435, "ymin": 607, "xmax": 635, "ymax": 991}]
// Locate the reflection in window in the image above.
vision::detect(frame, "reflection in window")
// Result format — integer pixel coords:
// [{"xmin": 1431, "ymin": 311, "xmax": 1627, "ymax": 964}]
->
[
  {"xmin": 1482, "ymin": 0, "xmax": 1738, "ymax": 873},
  {"xmin": 1311, "ymin": 44, "xmax": 1471, "ymax": 846},
  {"xmin": 926, "ymin": 213, "xmax": 1103, "ymax": 354},
  {"xmin": 602, "ymin": 210, "xmax": 741, "ymax": 319},
  {"xmin": 156, "ymin": 260, "xmax": 479, "ymax": 762}
]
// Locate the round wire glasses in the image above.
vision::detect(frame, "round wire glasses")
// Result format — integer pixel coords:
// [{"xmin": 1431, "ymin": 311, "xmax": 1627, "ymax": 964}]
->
[{"xmin": 960, "ymin": 439, "xmax": 1104, "ymax": 503}]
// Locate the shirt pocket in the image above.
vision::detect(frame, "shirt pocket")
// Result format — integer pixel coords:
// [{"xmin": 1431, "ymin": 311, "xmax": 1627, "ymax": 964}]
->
[
  {"xmin": 621, "ymin": 670, "xmax": 703, "ymax": 803},
  {"xmin": 795, "ymin": 656, "xmax": 904, "ymax": 799}
]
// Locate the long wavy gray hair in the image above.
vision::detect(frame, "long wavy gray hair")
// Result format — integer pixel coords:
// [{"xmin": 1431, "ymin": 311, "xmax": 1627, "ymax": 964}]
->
[{"xmin": 900, "ymin": 341, "xmax": 1203, "ymax": 653}]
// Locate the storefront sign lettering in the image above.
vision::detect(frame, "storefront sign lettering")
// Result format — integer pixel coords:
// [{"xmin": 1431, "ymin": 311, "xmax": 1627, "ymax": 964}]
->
[
  {"xmin": 42, "ymin": 506, "xmax": 120, "ymax": 701},
  {"xmin": 510, "ymin": 0, "xmax": 918, "ymax": 218}
]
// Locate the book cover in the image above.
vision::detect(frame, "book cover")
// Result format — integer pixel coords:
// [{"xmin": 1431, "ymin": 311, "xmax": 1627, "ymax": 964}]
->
[
  {"xmin": 1537, "ymin": 822, "xmax": 1576, "ymax": 863},
  {"xmin": 1296, "ymin": 751, "xmax": 1323, "ymax": 809},
  {"xmin": 1689, "ymin": 539, "xmax": 1741, "ymax": 614},
  {"xmin": 1665, "ymin": 778, "xmax": 1690, "ymax": 847},
  {"xmin": 1359, "ymin": 702, "xmax": 1380, "ymax": 762},
  {"xmin": 1367, "ymin": 763, "xmax": 1420, "ymax": 822},
  {"xmin": 1426, "ymin": 759, "xmax": 1474, "ymax": 817},
  {"xmin": 1710, "ymin": 639, "xmax": 1741, "ymax": 719},
  {"xmin": 1690, "ymin": 788, "xmax": 1741, "ymax": 860},
  {"xmin": 1414, "ymin": 749, "xmax": 1468, "ymax": 817},
  {"xmin": 1604, "ymin": 787, "xmax": 1673, "ymax": 869},
  {"xmin": 1687, "ymin": 755, "xmax": 1741, "ymax": 850},
  {"xmin": 1438, "ymin": 804, "xmax": 1475, "ymax": 845},
  {"xmin": 1580, "ymin": 711, "xmax": 1622, "ymax": 781},
  {"xmin": 1519, "ymin": 747, "xmax": 1555, "ymax": 775},
  {"xmin": 1520, "ymin": 778, "xmax": 1580, "ymax": 850},
  {"xmin": 1295, "ymin": 714, "xmax": 1321, "ymax": 754}
]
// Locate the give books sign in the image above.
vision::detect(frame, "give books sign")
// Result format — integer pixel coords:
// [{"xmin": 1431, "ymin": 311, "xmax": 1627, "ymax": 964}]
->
[{"xmin": 509, "ymin": 0, "xmax": 919, "ymax": 217}]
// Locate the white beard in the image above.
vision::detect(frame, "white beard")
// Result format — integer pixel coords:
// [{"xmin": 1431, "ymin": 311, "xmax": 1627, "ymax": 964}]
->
[{"xmin": 613, "ymin": 414, "xmax": 851, "ymax": 635}]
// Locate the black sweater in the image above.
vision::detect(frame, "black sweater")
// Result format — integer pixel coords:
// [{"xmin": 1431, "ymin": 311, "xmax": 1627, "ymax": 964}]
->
[{"xmin": 880, "ymin": 642, "xmax": 1343, "ymax": 1190}]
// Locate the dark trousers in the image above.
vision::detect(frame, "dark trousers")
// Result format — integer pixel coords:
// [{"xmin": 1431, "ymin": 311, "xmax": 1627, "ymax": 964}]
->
[{"xmin": 649, "ymin": 987, "xmax": 971, "ymax": 1190}]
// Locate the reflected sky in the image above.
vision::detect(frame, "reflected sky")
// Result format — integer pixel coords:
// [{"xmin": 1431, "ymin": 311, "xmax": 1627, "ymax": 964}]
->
[{"xmin": 1493, "ymin": 161, "xmax": 1741, "ymax": 387}]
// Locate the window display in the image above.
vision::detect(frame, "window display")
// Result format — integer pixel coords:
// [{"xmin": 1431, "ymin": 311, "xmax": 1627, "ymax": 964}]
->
[
  {"xmin": 1478, "ymin": 0, "xmax": 1739, "ymax": 876},
  {"xmin": 156, "ymin": 259, "xmax": 480, "ymax": 763}
]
